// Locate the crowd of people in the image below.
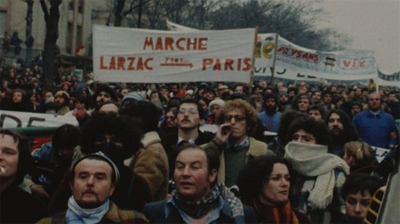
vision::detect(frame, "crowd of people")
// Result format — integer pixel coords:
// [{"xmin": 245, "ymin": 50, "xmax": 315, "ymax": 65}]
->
[{"xmin": 1, "ymin": 63, "xmax": 399, "ymax": 223}]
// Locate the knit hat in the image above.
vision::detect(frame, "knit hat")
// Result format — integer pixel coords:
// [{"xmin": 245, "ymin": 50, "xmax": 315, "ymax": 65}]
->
[
  {"xmin": 55, "ymin": 90, "xmax": 69, "ymax": 99},
  {"xmin": 218, "ymin": 85, "xmax": 229, "ymax": 91},
  {"xmin": 122, "ymin": 91, "xmax": 144, "ymax": 103},
  {"xmin": 199, "ymin": 82, "xmax": 208, "ymax": 89},
  {"xmin": 230, "ymin": 92, "xmax": 246, "ymax": 100},
  {"xmin": 72, "ymin": 152, "xmax": 120, "ymax": 184},
  {"xmin": 185, "ymin": 89, "xmax": 194, "ymax": 96},
  {"xmin": 209, "ymin": 98, "xmax": 225, "ymax": 108}
]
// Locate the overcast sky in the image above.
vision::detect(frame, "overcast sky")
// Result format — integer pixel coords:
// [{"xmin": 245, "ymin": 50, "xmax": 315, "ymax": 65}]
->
[{"xmin": 317, "ymin": 0, "xmax": 400, "ymax": 74}]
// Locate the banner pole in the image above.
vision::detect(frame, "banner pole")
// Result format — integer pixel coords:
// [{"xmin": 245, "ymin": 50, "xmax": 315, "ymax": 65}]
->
[
  {"xmin": 269, "ymin": 33, "xmax": 279, "ymax": 86},
  {"xmin": 248, "ymin": 26, "xmax": 259, "ymax": 95}
]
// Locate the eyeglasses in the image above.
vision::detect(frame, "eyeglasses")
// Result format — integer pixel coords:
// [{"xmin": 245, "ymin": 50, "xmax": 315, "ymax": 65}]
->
[
  {"xmin": 178, "ymin": 108, "xmax": 198, "ymax": 115},
  {"xmin": 165, "ymin": 116, "xmax": 175, "ymax": 120},
  {"xmin": 224, "ymin": 115, "xmax": 246, "ymax": 123}
]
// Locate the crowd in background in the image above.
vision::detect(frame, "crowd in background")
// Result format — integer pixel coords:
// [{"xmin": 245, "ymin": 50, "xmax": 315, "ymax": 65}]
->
[{"xmin": 1, "ymin": 62, "xmax": 399, "ymax": 224}]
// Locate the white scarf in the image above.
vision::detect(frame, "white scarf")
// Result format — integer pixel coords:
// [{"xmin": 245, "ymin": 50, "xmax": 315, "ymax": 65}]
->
[
  {"xmin": 284, "ymin": 142, "xmax": 349, "ymax": 210},
  {"xmin": 65, "ymin": 196, "xmax": 110, "ymax": 224}
]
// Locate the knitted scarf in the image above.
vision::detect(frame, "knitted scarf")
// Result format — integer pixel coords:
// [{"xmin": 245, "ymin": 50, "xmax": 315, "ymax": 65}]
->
[
  {"xmin": 219, "ymin": 183, "xmax": 245, "ymax": 221},
  {"xmin": 65, "ymin": 196, "xmax": 109, "ymax": 224},
  {"xmin": 284, "ymin": 142, "xmax": 349, "ymax": 210},
  {"xmin": 172, "ymin": 184, "xmax": 220, "ymax": 219},
  {"xmin": 253, "ymin": 198, "xmax": 299, "ymax": 224}
]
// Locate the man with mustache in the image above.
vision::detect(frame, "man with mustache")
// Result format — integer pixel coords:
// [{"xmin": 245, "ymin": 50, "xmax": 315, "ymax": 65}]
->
[
  {"xmin": 37, "ymin": 153, "xmax": 148, "ymax": 224},
  {"xmin": 325, "ymin": 109, "xmax": 359, "ymax": 157},
  {"xmin": 143, "ymin": 144, "xmax": 256, "ymax": 223},
  {"xmin": 93, "ymin": 84, "xmax": 118, "ymax": 107},
  {"xmin": 162, "ymin": 99, "xmax": 214, "ymax": 178}
]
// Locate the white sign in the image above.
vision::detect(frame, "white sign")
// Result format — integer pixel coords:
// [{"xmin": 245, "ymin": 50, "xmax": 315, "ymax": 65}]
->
[
  {"xmin": 166, "ymin": 21, "xmax": 379, "ymax": 81},
  {"xmin": 0, "ymin": 110, "xmax": 79, "ymax": 128},
  {"xmin": 254, "ymin": 34, "xmax": 378, "ymax": 80},
  {"xmin": 93, "ymin": 25, "xmax": 256, "ymax": 83}
]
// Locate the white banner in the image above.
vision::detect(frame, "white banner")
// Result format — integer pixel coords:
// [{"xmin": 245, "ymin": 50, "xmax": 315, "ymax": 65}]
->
[
  {"xmin": 0, "ymin": 110, "xmax": 79, "ymax": 128},
  {"xmin": 377, "ymin": 70, "xmax": 400, "ymax": 87},
  {"xmin": 166, "ymin": 19, "xmax": 200, "ymax": 32},
  {"xmin": 255, "ymin": 34, "xmax": 378, "ymax": 80},
  {"xmin": 166, "ymin": 21, "xmax": 379, "ymax": 81},
  {"xmin": 93, "ymin": 25, "xmax": 256, "ymax": 83}
]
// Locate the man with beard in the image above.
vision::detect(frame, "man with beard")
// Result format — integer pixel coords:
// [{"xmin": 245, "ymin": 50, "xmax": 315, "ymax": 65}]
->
[
  {"xmin": 325, "ymin": 109, "xmax": 359, "ymax": 157},
  {"xmin": 93, "ymin": 84, "xmax": 118, "ymax": 107},
  {"xmin": 258, "ymin": 94, "xmax": 281, "ymax": 132},
  {"xmin": 353, "ymin": 93, "xmax": 397, "ymax": 149},
  {"xmin": 162, "ymin": 99, "xmax": 214, "ymax": 178},
  {"xmin": 54, "ymin": 90, "xmax": 70, "ymax": 115}
]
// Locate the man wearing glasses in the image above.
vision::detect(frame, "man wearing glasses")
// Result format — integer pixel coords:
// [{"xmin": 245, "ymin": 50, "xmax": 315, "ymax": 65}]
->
[
  {"xmin": 207, "ymin": 99, "xmax": 275, "ymax": 187},
  {"xmin": 162, "ymin": 99, "xmax": 214, "ymax": 178}
]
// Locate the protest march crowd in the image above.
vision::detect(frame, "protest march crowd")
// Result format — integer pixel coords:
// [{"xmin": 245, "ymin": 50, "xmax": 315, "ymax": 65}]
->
[{"xmin": 0, "ymin": 61, "xmax": 399, "ymax": 224}]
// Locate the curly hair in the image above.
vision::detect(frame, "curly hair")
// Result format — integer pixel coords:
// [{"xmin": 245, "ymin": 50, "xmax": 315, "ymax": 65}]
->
[
  {"xmin": 121, "ymin": 100, "xmax": 161, "ymax": 132},
  {"xmin": 287, "ymin": 116, "xmax": 331, "ymax": 146},
  {"xmin": 216, "ymin": 99, "xmax": 258, "ymax": 136},
  {"xmin": 236, "ymin": 156, "xmax": 293, "ymax": 205},
  {"xmin": 80, "ymin": 113, "xmax": 143, "ymax": 159},
  {"xmin": 93, "ymin": 84, "xmax": 118, "ymax": 102},
  {"xmin": 278, "ymin": 110, "xmax": 308, "ymax": 145}
]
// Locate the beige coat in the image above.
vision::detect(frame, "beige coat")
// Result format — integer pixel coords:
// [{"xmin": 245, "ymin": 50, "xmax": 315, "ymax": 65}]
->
[
  {"xmin": 204, "ymin": 137, "xmax": 271, "ymax": 184},
  {"xmin": 129, "ymin": 131, "xmax": 169, "ymax": 201}
]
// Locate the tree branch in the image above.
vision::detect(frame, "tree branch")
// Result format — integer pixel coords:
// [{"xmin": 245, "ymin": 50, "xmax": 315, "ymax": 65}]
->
[{"xmin": 39, "ymin": 0, "xmax": 49, "ymax": 22}]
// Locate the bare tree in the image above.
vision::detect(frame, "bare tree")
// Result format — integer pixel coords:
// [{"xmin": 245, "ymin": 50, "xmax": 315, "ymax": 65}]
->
[
  {"xmin": 40, "ymin": 0, "xmax": 62, "ymax": 85},
  {"xmin": 106, "ymin": 0, "xmax": 150, "ymax": 27}
]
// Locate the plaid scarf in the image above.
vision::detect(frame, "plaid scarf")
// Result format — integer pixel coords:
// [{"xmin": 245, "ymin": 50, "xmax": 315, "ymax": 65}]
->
[{"xmin": 172, "ymin": 184, "xmax": 220, "ymax": 219}]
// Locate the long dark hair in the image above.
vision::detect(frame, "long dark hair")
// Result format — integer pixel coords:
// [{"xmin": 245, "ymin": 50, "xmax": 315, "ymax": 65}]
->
[{"xmin": 236, "ymin": 156, "xmax": 293, "ymax": 205}]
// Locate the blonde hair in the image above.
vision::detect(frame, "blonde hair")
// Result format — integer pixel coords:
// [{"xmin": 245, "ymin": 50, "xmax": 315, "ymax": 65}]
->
[{"xmin": 344, "ymin": 141, "xmax": 375, "ymax": 166}]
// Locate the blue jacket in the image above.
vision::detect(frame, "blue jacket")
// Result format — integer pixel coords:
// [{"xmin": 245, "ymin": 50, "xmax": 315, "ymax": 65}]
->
[
  {"xmin": 258, "ymin": 111, "xmax": 281, "ymax": 132},
  {"xmin": 143, "ymin": 198, "xmax": 256, "ymax": 224},
  {"xmin": 32, "ymin": 142, "xmax": 63, "ymax": 164},
  {"xmin": 353, "ymin": 110, "xmax": 397, "ymax": 148}
]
